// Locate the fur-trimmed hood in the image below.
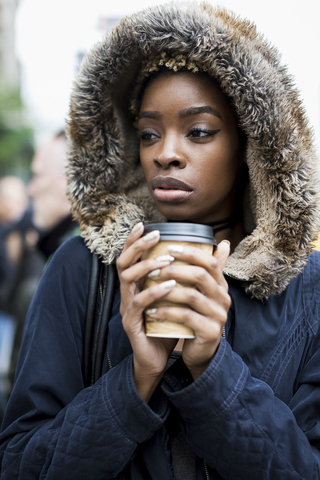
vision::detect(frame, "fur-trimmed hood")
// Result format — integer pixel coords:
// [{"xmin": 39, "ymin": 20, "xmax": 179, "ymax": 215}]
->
[{"xmin": 66, "ymin": 2, "xmax": 320, "ymax": 300}]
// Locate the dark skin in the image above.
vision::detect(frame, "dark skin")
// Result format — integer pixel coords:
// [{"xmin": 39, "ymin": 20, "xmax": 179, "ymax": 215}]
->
[{"xmin": 116, "ymin": 71, "xmax": 245, "ymax": 403}]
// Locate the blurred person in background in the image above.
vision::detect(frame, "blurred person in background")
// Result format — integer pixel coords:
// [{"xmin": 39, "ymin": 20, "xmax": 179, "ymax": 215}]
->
[
  {"xmin": 0, "ymin": 176, "xmax": 43, "ymax": 423},
  {"xmin": 0, "ymin": 130, "xmax": 80, "ymax": 420},
  {"xmin": 0, "ymin": 174, "xmax": 42, "ymax": 319},
  {"xmin": 7, "ymin": 130, "xmax": 79, "ymax": 388},
  {"xmin": 28, "ymin": 130, "xmax": 79, "ymax": 262},
  {"xmin": 0, "ymin": 176, "xmax": 30, "ymax": 289}
]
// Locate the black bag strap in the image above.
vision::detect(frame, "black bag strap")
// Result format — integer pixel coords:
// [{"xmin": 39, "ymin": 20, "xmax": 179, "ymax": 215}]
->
[
  {"xmin": 83, "ymin": 253, "xmax": 117, "ymax": 387},
  {"xmin": 83, "ymin": 253, "xmax": 101, "ymax": 387},
  {"xmin": 91, "ymin": 261, "xmax": 117, "ymax": 384}
]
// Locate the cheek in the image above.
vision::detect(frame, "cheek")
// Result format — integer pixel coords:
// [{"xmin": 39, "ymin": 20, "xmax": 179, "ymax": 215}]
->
[
  {"xmin": 196, "ymin": 145, "xmax": 241, "ymax": 195},
  {"xmin": 34, "ymin": 177, "xmax": 49, "ymax": 193},
  {"xmin": 139, "ymin": 149, "xmax": 154, "ymax": 180}
]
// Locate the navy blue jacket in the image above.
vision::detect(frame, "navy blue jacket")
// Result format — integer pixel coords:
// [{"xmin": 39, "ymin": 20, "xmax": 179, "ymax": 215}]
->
[{"xmin": 1, "ymin": 236, "xmax": 320, "ymax": 479}]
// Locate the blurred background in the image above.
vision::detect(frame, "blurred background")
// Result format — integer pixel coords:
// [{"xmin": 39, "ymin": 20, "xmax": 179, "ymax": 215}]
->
[{"xmin": 0, "ymin": 0, "xmax": 319, "ymax": 418}]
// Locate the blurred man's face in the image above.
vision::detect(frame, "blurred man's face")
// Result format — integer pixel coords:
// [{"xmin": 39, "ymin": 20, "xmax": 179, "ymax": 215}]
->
[{"xmin": 28, "ymin": 136, "xmax": 71, "ymax": 231}]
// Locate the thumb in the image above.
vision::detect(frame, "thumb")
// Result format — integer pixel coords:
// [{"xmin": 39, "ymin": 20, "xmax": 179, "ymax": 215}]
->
[{"xmin": 214, "ymin": 240, "xmax": 230, "ymax": 271}]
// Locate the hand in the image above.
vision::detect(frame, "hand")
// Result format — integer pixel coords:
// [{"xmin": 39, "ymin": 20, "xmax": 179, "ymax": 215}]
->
[
  {"xmin": 144, "ymin": 240, "xmax": 231, "ymax": 380},
  {"xmin": 116, "ymin": 222, "xmax": 178, "ymax": 402}
]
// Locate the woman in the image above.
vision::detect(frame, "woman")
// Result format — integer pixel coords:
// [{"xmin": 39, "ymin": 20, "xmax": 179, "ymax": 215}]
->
[{"xmin": 1, "ymin": 3, "xmax": 320, "ymax": 479}]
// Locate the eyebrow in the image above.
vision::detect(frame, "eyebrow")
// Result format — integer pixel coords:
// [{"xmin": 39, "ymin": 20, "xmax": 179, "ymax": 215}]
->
[
  {"xmin": 179, "ymin": 106, "xmax": 222, "ymax": 119},
  {"xmin": 137, "ymin": 111, "xmax": 162, "ymax": 120},
  {"xmin": 138, "ymin": 105, "xmax": 222, "ymax": 121}
]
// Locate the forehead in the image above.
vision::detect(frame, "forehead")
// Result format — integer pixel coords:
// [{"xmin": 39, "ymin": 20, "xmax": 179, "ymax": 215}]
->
[{"xmin": 140, "ymin": 71, "xmax": 236, "ymax": 122}]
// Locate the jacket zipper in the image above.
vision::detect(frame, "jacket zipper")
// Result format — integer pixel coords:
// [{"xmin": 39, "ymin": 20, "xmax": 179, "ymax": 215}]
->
[
  {"xmin": 106, "ymin": 348, "xmax": 112, "ymax": 369},
  {"xmin": 100, "ymin": 282, "xmax": 112, "ymax": 370},
  {"xmin": 204, "ymin": 460, "xmax": 210, "ymax": 480},
  {"xmin": 144, "ymin": 462, "xmax": 153, "ymax": 479}
]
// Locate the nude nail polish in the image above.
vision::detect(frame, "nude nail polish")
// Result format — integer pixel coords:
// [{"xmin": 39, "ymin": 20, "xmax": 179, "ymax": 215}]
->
[
  {"xmin": 143, "ymin": 230, "xmax": 160, "ymax": 241},
  {"xmin": 148, "ymin": 269, "xmax": 161, "ymax": 279},
  {"xmin": 167, "ymin": 245, "xmax": 184, "ymax": 253},
  {"xmin": 159, "ymin": 280, "xmax": 176, "ymax": 290},
  {"xmin": 156, "ymin": 255, "xmax": 175, "ymax": 262},
  {"xmin": 145, "ymin": 308, "xmax": 157, "ymax": 316},
  {"xmin": 131, "ymin": 222, "xmax": 143, "ymax": 233}
]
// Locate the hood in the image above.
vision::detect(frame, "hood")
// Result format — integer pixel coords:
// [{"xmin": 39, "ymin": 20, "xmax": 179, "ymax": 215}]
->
[{"xmin": 66, "ymin": 2, "xmax": 320, "ymax": 300}]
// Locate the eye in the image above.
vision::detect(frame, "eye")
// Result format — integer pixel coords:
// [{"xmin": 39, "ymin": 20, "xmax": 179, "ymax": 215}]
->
[
  {"xmin": 138, "ymin": 130, "xmax": 159, "ymax": 142},
  {"xmin": 187, "ymin": 128, "xmax": 221, "ymax": 139}
]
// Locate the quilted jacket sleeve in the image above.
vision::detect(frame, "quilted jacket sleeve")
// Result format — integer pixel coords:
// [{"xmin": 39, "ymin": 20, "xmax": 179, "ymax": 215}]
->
[
  {"xmin": 0, "ymin": 238, "xmax": 167, "ymax": 480},
  {"xmin": 162, "ymin": 336, "xmax": 320, "ymax": 479}
]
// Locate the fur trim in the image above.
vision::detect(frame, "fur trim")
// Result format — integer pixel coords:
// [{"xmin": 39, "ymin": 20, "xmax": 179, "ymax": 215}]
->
[{"xmin": 66, "ymin": 2, "xmax": 320, "ymax": 300}]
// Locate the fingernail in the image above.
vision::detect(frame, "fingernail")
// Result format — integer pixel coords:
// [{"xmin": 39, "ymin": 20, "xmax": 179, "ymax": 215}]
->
[
  {"xmin": 144, "ymin": 230, "xmax": 160, "ymax": 242},
  {"xmin": 220, "ymin": 240, "xmax": 230, "ymax": 246},
  {"xmin": 148, "ymin": 269, "xmax": 161, "ymax": 279},
  {"xmin": 131, "ymin": 222, "xmax": 143, "ymax": 233},
  {"xmin": 145, "ymin": 308, "xmax": 157, "ymax": 316},
  {"xmin": 167, "ymin": 245, "xmax": 184, "ymax": 253},
  {"xmin": 159, "ymin": 279, "xmax": 176, "ymax": 290},
  {"xmin": 156, "ymin": 255, "xmax": 175, "ymax": 262}
]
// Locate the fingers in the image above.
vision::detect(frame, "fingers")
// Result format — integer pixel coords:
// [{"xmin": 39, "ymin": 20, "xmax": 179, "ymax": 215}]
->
[
  {"xmin": 122, "ymin": 222, "xmax": 144, "ymax": 252},
  {"xmin": 145, "ymin": 304, "xmax": 225, "ymax": 340},
  {"xmin": 122, "ymin": 280, "xmax": 177, "ymax": 331},
  {"xmin": 117, "ymin": 222, "xmax": 161, "ymax": 274},
  {"xmin": 118, "ymin": 224, "xmax": 230, "ymax": 289},
  {"xmin": 118, "ymin": 228, "xmax": 232, "ymax": 382},
  {"xmin": 146, "ymin": 283, "xmax": 231, "ymax": 320},
  {"xmin": 118, "ymin": 226, "xmax": 231, "ymax": 321},
  {"xmin": 120, "ymin": 254, "xmax": 175, "ymax": 284},
  {"xmin": 214, "ymin": 240, "xmax": 231, "ymax": 271},
  {"xmin": 147, "ymin": 239, "xmax": 230, "ymax": 290},
  {"xmin": 146, "ymin": 263, "xmax": 216, "ymax": 298},
  {"xmin": 166, "ymin": 243, "xmax": 227, "ymax": 287}
]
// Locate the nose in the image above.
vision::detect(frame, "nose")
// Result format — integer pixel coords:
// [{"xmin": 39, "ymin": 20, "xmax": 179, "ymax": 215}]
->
[{"xmin": 153, "ymin": 135, "xmax": 186, "ymax": 169}]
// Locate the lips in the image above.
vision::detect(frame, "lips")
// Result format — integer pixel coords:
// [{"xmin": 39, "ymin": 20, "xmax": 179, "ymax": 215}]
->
[
  {"xmin": 150, "ymin": 176, "xmax": 193, "ymax": 202},
  {"xmin": 151, "ymin": 176, "xmax": 193, "ymax": 190}
]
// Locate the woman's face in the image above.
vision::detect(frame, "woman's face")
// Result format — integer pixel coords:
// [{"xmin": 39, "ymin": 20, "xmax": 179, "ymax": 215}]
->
[{"xmin": 138, "ymin": 71, "xmax": 244, "ymax": 224}]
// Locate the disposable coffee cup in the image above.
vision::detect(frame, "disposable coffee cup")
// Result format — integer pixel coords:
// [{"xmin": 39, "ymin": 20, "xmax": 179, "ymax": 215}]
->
[{"xmin": 142, "ymin": 223, "xmax": 217, "ymax": 338}]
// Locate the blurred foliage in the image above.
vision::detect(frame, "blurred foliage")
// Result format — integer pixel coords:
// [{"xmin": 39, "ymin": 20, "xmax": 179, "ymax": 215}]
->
[{"xmin": 0, "ymin": 81, "xmax": 34, "ymax": 179}]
